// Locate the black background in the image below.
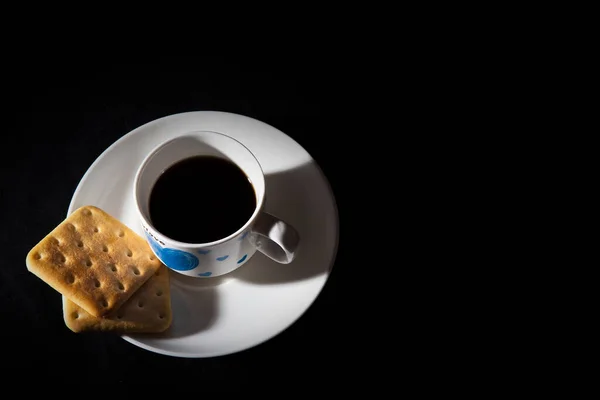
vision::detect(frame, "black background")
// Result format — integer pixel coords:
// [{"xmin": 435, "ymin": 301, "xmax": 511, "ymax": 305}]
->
[{"xmin": 0, "ymin": 57, "xmax": 361, "ymax": 387}]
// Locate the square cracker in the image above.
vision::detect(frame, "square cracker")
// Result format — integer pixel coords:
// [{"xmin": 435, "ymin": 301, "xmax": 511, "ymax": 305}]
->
[
  {"xmin": 63, "ymin": 264, "xmax": 172, "ymax": 333},
  {"xmin": 26, "ymin": 205, "xmax": 162, "ymax": 317}
]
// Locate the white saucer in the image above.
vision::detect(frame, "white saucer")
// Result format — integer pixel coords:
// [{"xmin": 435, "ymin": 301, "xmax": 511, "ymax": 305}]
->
[{"xmin": 67, "ymin": 111, "xmax": 339, "ymax": 358}]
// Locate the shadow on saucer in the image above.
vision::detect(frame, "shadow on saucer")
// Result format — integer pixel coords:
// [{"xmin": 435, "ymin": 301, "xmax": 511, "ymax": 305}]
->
[{"xmin": 232, "ymin": 160, "xmax": 339, "ymax": 285}]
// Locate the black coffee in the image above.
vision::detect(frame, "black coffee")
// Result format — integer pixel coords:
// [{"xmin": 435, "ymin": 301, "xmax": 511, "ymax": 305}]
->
[{"xmin": 149, "ymin": 155, "xmax": 256, "ymax": 243}]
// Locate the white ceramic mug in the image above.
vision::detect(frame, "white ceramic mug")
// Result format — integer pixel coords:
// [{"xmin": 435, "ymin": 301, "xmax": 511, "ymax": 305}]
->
[{"xmin": 133, "ymin": 131, "xmax": 299, "ymax": 278}]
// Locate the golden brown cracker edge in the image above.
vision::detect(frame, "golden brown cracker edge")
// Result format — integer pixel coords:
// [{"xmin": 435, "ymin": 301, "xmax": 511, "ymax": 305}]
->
[
  {"xmin": 63, "ymin": 264, "xmax": 172, "ymax": 333},
  {"xmin": 26, "ymin": 205, "xmax": 162, "ymax": 317}
]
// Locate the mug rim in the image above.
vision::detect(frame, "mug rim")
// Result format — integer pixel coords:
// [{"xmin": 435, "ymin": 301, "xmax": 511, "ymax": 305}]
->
[{"xmin": 133, "ymin": 130, "xmax": 266, "ymax": 248}]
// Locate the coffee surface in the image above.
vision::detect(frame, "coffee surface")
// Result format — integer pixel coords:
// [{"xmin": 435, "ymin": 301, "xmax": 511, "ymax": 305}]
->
[{"xmin": 149, "ymin": 156, "xmax": 256, "ymax": 243}]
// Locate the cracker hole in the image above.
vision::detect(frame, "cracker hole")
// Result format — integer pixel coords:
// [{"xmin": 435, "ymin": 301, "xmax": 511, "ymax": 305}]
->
[
  {"xmin": 137, "ymin": 301, "xmax": 144, "ymax": 308},
  {"xmin": 76, "ymin": 240, "xmax": 83, "ymax": 248},
  {"xmin": 118, "ymin": 230, "xmax": 125, "ymax": 237},
  {"xmin": 131, "ymin": 266, "xmax": 140, "ymax": 275},
  {"xmin": 117, "ymin": 282, "xmax": 124, "ymax": 291},
  {"xmin": 158, "ymin": 313, "xmax": 165, "ymax": 319},
  {"xmin": 57, "ymin": 254, "xmax": 66, "ymax": 263},
  {"xmin": 102, "ymin": 245, "xmax": 108, "ymax": 252},
  {"xmin": 71, "ymin": 312, "xmax": 79, "ymax": 319},
  {"xmin": 93, "ymin": 227, "xmax": 99, "ymax": 233},
  {"xmin": 82, "ymin": 209, "xmax": 92, "ymax": 216},
  {"xmin": 93, "ymin": 279, "xmax": 101, "ymax": 288},
  {"xmin": 66, "ymin": 274, "xmax": 75, "ymax": 284},
  {"xmin": 85, "ymin": 259, "xmax": 93, "ymax": 267},
  {"xmin": 101, "ymin": 299, "xmax": 108, "ymax": 307},
  {"xmin": 50, "ymin": 237, "xmax": 60, "ymax": 246},
  {"xmin": 108, "ymin": 264, "xmax": 117, "ymax": 272},
  {"xmin": 33, "ymin": 253, "xmax": 41, "ymax": 260},
  {"xmin": 126, "ymin": 249, "xmax": 133, "ymax": 257},
  {"xmin": 66, "ymin": 223, "xmax": 76, "ymax": 231},
  {"xmin": 149, "ymin": 255, "xmax": 155, "ymax": 261},
  {"xmin": 156, "ymin": 290, "xmax": 163, "ymax": 297}
]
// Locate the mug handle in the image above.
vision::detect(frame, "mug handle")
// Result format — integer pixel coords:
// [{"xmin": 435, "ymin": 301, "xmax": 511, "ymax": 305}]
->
[{"xmin": 250, "ymin": 212, "xmax": 299, "ymax": 264}]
